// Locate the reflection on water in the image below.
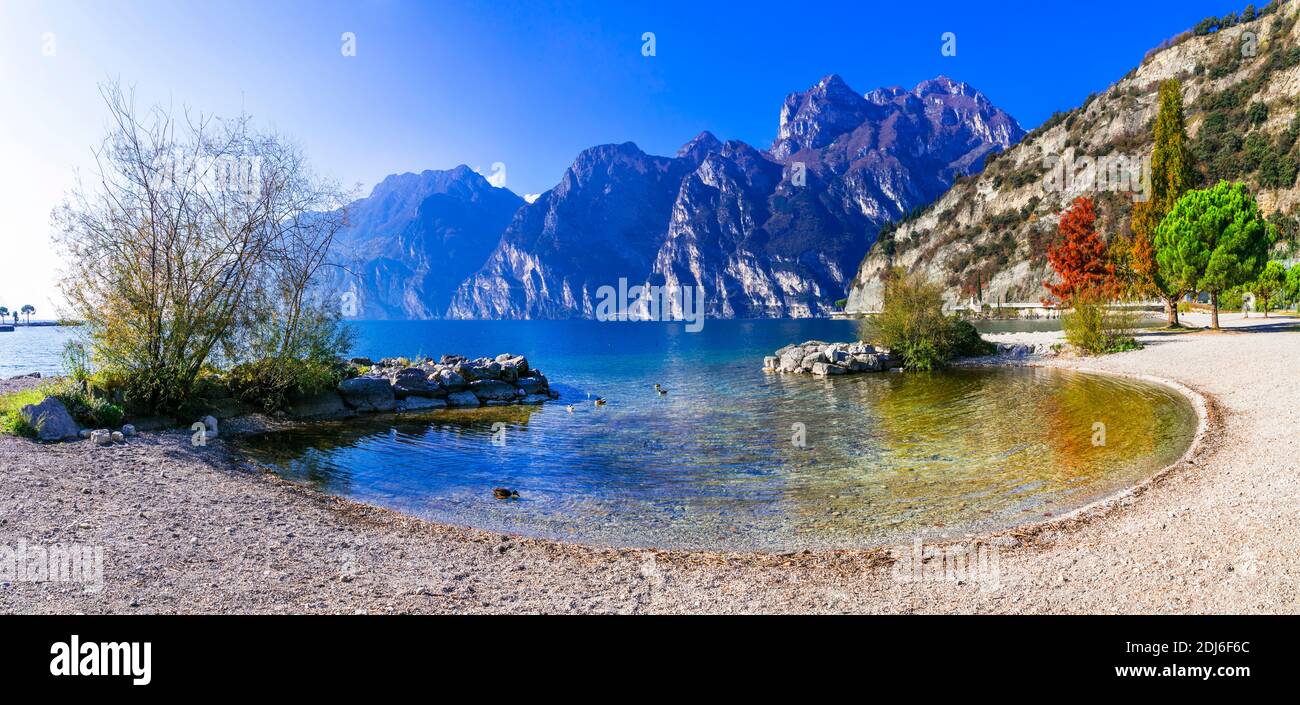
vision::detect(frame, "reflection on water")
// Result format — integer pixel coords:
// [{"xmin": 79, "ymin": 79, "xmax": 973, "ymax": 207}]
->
[{"xmin": 240, "ymin": 365, "xmax": 1196, "ymax": 551}]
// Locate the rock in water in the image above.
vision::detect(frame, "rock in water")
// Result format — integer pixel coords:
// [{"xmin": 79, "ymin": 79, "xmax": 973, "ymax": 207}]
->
[
  {"xmin": 400, "ymin": 396, "xmax": 447, "ymax": 411},
  {"xmin": 18, "ymin": 397, "xmax": 80, "ymax": 441},
  {"xmin": 338, "ymin": 377, "xmax": 397, "ymax": 412},
  {"xmin": 445, "ymin": 391, "xmax": 480, "ymax": 407},
  {"xmin": 390, "ymin": 367, "xmax": 443, "ymax": 398},
  {"xmin": 469, "ymin": 379, "xmax": 517, "ymax": 402}
]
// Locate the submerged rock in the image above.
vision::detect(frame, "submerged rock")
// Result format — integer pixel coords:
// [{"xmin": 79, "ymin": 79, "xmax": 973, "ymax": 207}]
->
[{"xmin": 399, "ymin": 396, "xmax": 447, "ymax": 411}]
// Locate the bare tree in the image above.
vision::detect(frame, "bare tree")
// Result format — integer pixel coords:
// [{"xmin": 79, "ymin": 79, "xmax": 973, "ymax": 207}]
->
[{"xmin": 54, "ymin": 82, "xmax": 351, "ymax": 413}]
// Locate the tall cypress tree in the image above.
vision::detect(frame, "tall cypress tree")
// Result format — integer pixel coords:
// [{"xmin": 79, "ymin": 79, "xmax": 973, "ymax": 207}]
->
[{"xmin": 1131, "ymin": 78, "xmax": 1195, "ymax": 326}]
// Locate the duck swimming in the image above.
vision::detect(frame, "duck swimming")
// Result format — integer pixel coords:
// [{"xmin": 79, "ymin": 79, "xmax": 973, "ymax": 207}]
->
[
  {"xmin": 654, "ymin": 384, "xmax": 668, "ymax": 395},
  {"xmin": 594, "ymin": 397, "xmax": 607, "ymax": 407}
]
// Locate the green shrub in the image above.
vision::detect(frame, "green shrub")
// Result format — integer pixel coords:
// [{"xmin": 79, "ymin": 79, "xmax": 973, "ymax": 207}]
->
[
  {"xmin": 1063, "ymin": 295, "xmax": 1141, "ymax": 355},
  {"xmin": 62, "ymin": 340, "xmax": 93, "ymax": 388},
  {"xmin": 874, "ymin": 269, "xmax": 993, "ymax": 370},
  {"xmin": 948, "ymin": 318, "xmax": 996, "ymax": 357},
  {"xmin": 227, "ymin": 355, "xmax": 348, "ymax": 413},
  {"xmin": 52, "ymin": 383, "xmax": 125, "ymax": 428}
]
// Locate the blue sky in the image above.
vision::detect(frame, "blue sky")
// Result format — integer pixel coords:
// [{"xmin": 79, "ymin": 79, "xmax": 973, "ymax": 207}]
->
[{"xmin": 0, "ymin": 0, "xmax": 1250, "ymax": 312}]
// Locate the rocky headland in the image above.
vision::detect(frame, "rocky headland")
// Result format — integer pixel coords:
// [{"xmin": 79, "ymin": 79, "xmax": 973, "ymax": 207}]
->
[
  {"xmin": 11, "ymin": 352, "xmax": 559, "ymax": 446},
  {"xmin": 340, "ymin": 353, "xmax": 558, "ymax": 412}
]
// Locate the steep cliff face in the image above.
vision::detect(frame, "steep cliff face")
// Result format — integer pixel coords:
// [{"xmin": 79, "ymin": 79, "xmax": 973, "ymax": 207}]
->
[
  {"xmin": 330, "ymin": 166, "xmax": 523, "ymax": 319},
  {"xmin": 446, "ymin": 142, "xmax": 695, "ymax": 319},
  {"xmin": 845, "ymin": 3, "xmax": 1300, "ymax": 313},
  {"xmin": 447, "ymin": 74, "xmax": 1022, "ymax": 319}
]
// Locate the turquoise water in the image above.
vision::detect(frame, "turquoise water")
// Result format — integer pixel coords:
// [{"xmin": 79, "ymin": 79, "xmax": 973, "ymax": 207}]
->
[{"xmin": 239, "ymin": 319, "xmax": 1198, "ymax": 551}]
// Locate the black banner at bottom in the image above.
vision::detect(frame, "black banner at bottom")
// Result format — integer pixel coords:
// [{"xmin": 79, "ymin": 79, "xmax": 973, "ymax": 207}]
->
[{"xmin": 0, "ymin": 615, "xmax": 1290, "ymax": 693}]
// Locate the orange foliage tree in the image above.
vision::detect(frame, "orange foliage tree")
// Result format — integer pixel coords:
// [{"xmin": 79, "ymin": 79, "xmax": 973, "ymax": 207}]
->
[{"xmin": 1043, "ymin": 196, "xmax": 1115, "ymax": 306}]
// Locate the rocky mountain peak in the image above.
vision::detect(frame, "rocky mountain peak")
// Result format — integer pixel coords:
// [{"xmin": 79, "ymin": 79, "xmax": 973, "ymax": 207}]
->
[
  {"xmin": 772, "ymin": 74, "xmax": 875, "ymax": 160},
  {"xmin": 677, "ymin": 130, "xmax": 724, "ymax": 162}
]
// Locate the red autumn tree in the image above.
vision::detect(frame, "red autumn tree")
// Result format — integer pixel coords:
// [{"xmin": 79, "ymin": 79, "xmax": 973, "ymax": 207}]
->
[{"xmin": 1043, "ymin": 196, "xmax": 1115, "ymax": 306}]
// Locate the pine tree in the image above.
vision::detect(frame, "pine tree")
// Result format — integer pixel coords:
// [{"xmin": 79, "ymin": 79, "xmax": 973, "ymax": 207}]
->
[
  {"xmin": 1131, "ymin": 78, "xmax": 1195, "ymax": 326},
  {"xmin": 1155, "ymin": 182, "xmax": 1274, "ymax": 329},
  {"xmin": 1253, "ymin": 260, "xmax": 1287, "ymax": 316}
]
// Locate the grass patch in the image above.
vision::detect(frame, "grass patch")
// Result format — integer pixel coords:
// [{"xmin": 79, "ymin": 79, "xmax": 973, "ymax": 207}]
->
[
  {"xmin": 0, "ymin": 385, "xmax": 52, "ymax": 437},
  {"xmin": 0, "ymin": 379, "xmax": 126, "ymax": 437}
]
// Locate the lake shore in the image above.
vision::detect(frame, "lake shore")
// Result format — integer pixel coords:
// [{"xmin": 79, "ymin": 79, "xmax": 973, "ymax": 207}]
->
[{"xmin": 2, "ymin": 312, "xmax": 1297, "ymax": 614}]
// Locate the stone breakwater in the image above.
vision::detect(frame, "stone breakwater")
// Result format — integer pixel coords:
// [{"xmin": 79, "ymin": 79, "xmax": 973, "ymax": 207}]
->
[
  {"xmin": 763, "ymin": 340, "xmax": 904, "ymax": 376},
  {"xmin": 339, "ymin": 353, "xmax": 559, "ymax": 412},
  {"xmin": 763, "ymin": 339, "xmax": 1062, "ymax": 376}
]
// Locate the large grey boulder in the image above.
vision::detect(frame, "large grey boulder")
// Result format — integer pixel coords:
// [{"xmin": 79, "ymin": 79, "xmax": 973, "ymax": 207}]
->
[
  {"xmin": 288, "ymin": 390, "xmax": 349, "ymax": 418},
  {"xmin": 849, "ymin": 354, "xmax": 882, "ymax": 372},
  {"xmin": 469, "ymin": 379, "xmax": 517, "ymax": 402},
  {"xmin": 19, "ymin": 397, "xmax": 80, "ymax": 441},
  {"xmin": 516, "ymin": 376, "xmax": 548, "ymax": 395},
  {"xmin": 338, "ymin": 377, "xmax": 396, "ymax": 412},
  {"xmin": 445, "ymin": 391, "xmax": 480, "ymax": 407},
  {"xmin": 498, "ymin": 354, "xmax": 529, "ymax": 375},
  {"xmin": 433, "ymin": 368, "xmax": 469, "ymax": 391},
  {"xmin": 391, "ymin": 367, "xmax": 443, "ymax": 398},
  {"xmin": 800, "ymin": 351, "xmax": 826, "ymax": 369}
]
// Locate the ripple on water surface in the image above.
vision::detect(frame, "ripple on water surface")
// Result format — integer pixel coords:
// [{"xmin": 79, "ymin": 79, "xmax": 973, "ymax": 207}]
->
[{"xmin": 238, "ymin": 365, "xmax": 1197, "ymax": 552}]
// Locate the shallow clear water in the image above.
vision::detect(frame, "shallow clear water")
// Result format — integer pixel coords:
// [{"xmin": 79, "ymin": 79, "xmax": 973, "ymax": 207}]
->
[{"xmin": 238, "ymin": 319, "xmax": 1197, "ymax": 551}]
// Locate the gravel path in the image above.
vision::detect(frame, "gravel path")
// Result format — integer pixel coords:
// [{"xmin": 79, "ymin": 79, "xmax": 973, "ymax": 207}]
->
[{"xmin": 2, "ymin": 313, "xmax": 1297, "ymax": 614}]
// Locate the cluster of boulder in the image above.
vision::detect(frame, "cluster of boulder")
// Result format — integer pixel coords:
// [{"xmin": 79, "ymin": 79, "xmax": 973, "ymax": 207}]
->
[
  {"xmin": 763, "ymin": 340, "xmax": 904, "ymax": 376},
  {"xmin": 81, "ymin": 425, "xmax": 135, "ymax": 445},
  {"xmin": 992, "ymin": 342, "xmax": 1061, "ymax": 358},
  {"xmin": 338, "ymin": 353, "xmax": 558, "ymax": 412}
]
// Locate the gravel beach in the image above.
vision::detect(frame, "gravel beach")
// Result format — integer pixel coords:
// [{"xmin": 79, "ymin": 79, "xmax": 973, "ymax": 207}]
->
[{"xmin": 2, "ymin": 312, "xmax": 1297, "ymax": 614}]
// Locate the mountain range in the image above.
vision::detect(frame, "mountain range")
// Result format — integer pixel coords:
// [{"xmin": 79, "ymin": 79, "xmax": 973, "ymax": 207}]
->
[{"xmin": 330, "ymin": 74, "xmax": 1024, "ymax": 319}]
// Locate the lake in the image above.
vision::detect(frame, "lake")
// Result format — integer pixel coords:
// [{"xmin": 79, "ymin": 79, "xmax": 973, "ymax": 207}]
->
[
  {"xmin": 238, "ymin": 319, "xmax": 1197, "ymax": 551},
  {"xmin": 0, "ymin": 325, "xmax": 83, "ymax": 377}
]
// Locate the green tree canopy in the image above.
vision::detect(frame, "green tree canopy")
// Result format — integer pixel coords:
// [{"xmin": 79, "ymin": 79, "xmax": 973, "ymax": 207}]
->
[
  {"xmin": 1154, "ymin": 182, "xmax": 1274, "ymax": 328},
  {"xmin": 1252, "ymin": 260, "xmax": 1287, "ymax": 315},
  {"xmin": 1287, "ymin": 263, "xmax": 1300, "ymax": 305}
]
